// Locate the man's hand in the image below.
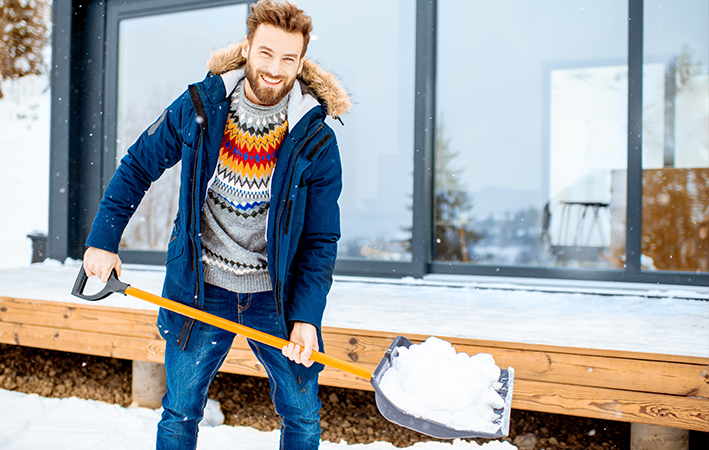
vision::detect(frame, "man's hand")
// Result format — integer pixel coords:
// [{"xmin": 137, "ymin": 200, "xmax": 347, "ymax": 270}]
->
[
  {"xmin": 282, "ymin": 322, "xmax": 318, "ymax": 367},
  {"xmin": 83, "ymin": 247, "xmax": 122, "ymax": 283}
]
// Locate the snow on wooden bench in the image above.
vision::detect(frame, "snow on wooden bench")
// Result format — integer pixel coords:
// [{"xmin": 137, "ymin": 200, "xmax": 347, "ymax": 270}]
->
[{"xmin": 0, "ymin": 263, "xmax": 707, "ymax": 433}]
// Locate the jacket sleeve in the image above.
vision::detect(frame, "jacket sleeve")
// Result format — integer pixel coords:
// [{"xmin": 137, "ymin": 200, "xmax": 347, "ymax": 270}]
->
[
  {"xmin": 285, "ymin": 135, "xmax": 343, "ymax": 330},
  {"xmin": 85, "ymin": 94, "xmax": 187, "ymax": 253}
]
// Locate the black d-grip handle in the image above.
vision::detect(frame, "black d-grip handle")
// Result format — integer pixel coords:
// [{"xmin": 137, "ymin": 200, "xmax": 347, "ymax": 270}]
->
[{"xmin": 71, "ymin": 265, "xmax": 130, "ymax": 301}]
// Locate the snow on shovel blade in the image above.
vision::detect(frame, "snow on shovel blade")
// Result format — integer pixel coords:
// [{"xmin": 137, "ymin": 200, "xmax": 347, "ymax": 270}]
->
[{"xmin": 370, "ymin": 336, "xmax": 514, "ymax": 440}]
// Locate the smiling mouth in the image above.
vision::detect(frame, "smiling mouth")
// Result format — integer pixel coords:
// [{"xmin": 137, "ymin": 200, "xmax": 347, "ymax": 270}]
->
[{"xmin": 260, "ymin": 74, "xmax": 283, "ymax": 86}]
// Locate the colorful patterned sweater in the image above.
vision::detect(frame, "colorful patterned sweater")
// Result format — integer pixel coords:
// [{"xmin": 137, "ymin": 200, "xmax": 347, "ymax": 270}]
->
[{"xmin": 200, "ymin": 80, "xmax": 288, "ymax": 293}]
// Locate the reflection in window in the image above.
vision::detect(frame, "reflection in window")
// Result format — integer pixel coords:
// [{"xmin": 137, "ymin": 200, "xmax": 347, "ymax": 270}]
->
[
  {"xmin": 116, "ymin": 5, "xmax": 247, "ymax": 251},
  {"xmin": 638, "ymin": 1, "xmax": 709, "ymax": 272},
  {"xmin": 293, "ymin": 0, "xmax": 416, "ymax": 262},
  {"xmin": 435, "ymin": 1, "xmax": 628, "ymax": 268}
]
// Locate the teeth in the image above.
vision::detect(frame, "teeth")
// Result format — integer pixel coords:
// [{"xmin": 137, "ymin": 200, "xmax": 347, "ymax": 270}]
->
[{"xmin": 262, "ymin": 75, "xmax": 281, "ymax": 84}]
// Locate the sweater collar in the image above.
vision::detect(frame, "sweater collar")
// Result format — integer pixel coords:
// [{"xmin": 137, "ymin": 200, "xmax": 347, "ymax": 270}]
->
[{"xmin": 219, "ymin": 68, "xmax": 320, "ymax": 132}]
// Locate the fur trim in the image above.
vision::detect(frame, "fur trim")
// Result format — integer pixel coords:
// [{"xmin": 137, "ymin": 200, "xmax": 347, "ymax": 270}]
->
[{"xmin": 206, "ymin": 41, "xmax": 353, "ymax": 118}]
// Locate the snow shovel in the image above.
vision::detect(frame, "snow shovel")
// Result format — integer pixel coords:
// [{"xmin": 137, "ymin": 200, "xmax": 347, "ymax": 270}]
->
[{"xmin": 71, "ymin": 266, "xmax": 514, "ymax": 439}]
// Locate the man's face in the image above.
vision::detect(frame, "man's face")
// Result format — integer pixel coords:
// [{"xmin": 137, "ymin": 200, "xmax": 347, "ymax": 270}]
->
[{"xmin": 242, "ymin": 24, "xmax": 305, "ymax": 106}]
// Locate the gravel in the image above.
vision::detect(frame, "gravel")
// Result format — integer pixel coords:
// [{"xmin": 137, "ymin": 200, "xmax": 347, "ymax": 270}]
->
[{"xmin": 0, "ymin": 343, "xmax": 660, "ymax": 449}]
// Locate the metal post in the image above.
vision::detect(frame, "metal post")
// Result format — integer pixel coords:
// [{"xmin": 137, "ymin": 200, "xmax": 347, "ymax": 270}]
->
[
  {"xmin": 625, "ymin": 0, "xmax": 644, "ymax": 272},
  {"xmin": 47, "ymin": 1, "xmax": 74, "ymax": 262},
  {"xmin": 411, "ymin": 0, "xmax": 437, "ymax": 277}
]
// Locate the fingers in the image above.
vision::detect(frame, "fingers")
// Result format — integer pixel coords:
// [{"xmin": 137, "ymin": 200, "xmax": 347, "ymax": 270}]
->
[
  {"xmin": 90, "ymin": 264, "xmax": 111, "ymax": 283},
  {"xmin": 99, "ymin": 268, "xmax": 111, "ymax": 284},
  {"xmin": 83, "ymin": 247, "xmax": 122, "ymax": 283},
  {"xmin": 282, "ymin": 322, "xmax": 319, "ymax": 367},
  {"xmin": 83, "ymin": 264, "xmax": 95, "ymax": 277},
  {"xmin": 300, "ymin": 342, "xmax": 314, "ymax": 368},
  {"xmin": 281, "ymin": 342, "xmax": 315, "ymax": 368}
]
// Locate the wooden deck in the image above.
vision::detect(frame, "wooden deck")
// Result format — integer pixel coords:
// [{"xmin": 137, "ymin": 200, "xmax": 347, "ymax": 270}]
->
[{"xmin": 1, "ymin": 294, "xmax": 708, "ymax": 433}]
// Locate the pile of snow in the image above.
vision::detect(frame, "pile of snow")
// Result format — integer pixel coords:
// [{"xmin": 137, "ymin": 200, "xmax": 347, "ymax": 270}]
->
[
  {"xmin": 379, "ymin": 337, "xmax": 506, "ymax": 434},
  {"xmin": 0, "ymin": 389, "xmax": 517, "ymax": 449},
  {"xmin": 200, "ymin": 398, "xmax": 225, "ymax": 427}
]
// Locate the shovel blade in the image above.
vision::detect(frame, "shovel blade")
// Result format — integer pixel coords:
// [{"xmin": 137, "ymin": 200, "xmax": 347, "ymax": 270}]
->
[{"xmin": 370, "ymin": 336, "xmax": 514, "ymax": 440}]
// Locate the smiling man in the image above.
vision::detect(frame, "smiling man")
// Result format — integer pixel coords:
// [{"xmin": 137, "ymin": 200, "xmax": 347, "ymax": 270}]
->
[{"xmin": 81, "ymin": 1, "xmax": 351, "ymax": 448}]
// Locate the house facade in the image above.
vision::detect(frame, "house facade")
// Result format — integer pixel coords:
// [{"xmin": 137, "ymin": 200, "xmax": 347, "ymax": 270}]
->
[{"xmin": 48, "ymin": 0, "xmax": 708, "ymax": 287}]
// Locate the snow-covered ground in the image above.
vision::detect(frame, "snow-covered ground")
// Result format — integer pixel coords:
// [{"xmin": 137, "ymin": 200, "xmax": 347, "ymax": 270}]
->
[{"xmin": 0, "ymin": 389, "xmax": 516, "ymax": 450}]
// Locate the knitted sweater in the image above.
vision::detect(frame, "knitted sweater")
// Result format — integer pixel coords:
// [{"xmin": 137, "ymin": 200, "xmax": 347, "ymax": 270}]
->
[{"xmin": 200, "ymin": 80, "xmax": 288, "ymax": 292}]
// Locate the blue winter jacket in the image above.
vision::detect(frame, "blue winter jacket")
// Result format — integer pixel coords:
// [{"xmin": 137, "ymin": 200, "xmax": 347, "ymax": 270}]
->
[{"xmin": 86, "ymin": 43, "xmax": 351, "ymax": 365}]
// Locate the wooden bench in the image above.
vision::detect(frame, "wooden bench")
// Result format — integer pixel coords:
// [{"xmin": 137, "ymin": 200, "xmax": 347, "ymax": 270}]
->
[{"xmin": 1, "ymin": 295, "xmax": 707, "ymax": 434}]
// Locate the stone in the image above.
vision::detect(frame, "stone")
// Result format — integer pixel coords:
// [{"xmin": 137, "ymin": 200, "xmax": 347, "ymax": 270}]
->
[
  {"xmin": 131, "ymin": 360, "xmax": 166, "ymax": 409},
  {"xmin": 630, "ymin": 423, "xmax": 688, "ymax": 450},
  {"xmin": 514, "ymin": 432, "xmax": 538, "ymax": 450}
]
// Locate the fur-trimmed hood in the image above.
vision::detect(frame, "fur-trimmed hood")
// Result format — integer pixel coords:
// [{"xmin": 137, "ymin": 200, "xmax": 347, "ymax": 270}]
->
[{"xmin": 206, "ymin": 41, "xmax": 352, "ymax": 120}]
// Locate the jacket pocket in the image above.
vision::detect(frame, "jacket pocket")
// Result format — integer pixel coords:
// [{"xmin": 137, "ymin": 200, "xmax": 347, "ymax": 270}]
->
[
  {"xmin": 166, "ymin": 232, "xmax": 184, "ymax": 265},
  {"xmin": 285, "ymin": 179, "xmax": 308, "ymax": 238},
  {"xmin": 166, "ymin": 212, "xmax": 183, "ymax": 264}
]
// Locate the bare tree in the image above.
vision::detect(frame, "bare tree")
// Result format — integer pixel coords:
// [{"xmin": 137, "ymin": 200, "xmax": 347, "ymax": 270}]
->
[{"xmin": 0, "ymin": 0, "xmax": 50, "ymax": 99}]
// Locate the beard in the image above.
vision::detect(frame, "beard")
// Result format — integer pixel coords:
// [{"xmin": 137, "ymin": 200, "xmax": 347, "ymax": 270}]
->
[{"xmin": 244, "ymin": 59, "xmax": 297, "ymax": 106}]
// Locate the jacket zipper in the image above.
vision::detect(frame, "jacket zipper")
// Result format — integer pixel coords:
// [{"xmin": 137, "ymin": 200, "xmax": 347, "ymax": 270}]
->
[
  {"xmin": 180, "ymin": 135, "xmax": 202, "ymax": 349},
  {"xmin": 178, "ymin": 85, "xmax": 209, "ymax": 349},
  {"xmin": 273, "ymin": 123, "xmax": 324, "ymax": 315}
]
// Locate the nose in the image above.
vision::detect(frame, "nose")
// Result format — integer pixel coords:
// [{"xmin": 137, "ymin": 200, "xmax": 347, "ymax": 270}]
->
[{"xmin": 266, "ymin": 58, "xmax": 283, "ymax": 77}]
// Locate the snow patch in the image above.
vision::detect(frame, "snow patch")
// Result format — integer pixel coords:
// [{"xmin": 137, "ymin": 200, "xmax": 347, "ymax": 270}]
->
[{"xmin": 0, "ymin": 389, "xmax": 517, "ymax": 449}]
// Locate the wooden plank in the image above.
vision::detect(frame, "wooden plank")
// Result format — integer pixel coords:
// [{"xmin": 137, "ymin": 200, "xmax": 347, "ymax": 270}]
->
[
  {"xmin": 3, "ymin": 296, "xmax": 708, "ymax": 366},
  {"xmin": 2, "ymin": 320, "xmax": 708, "ymax": 432},
  {"xmin": 4, "ymin": 309, "xmax": 707, "ymax": 402},
  {"xmin": 0, "ymin": 321, "xmax": 164, "ymax": 363},
  {"xmin": 513, "ymin": 379, "xmax": 709, "ymax": 432},
  {"xmin": 330, "ymin": 325, "xmax": 709, "ymax": 366},
  {"xmin": 450, "ymin": 344, "xmax": 709, "ymax": 399},
  {"xmin": 2, "ymin": 297, "xmax": 708, "ymax": 398},
  {"xmin": 5, "ymin": 296, "xmax": 708, "ymax": 366},
  {"xmin": 0, "ymin": 297, "xmax": 159, "ymax": 339}
]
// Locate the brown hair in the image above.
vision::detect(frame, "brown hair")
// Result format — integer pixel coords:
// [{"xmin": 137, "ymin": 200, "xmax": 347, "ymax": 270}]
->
[{"xmin": 246, "ymin": 0, "xmax": 313, "ymax": 57}]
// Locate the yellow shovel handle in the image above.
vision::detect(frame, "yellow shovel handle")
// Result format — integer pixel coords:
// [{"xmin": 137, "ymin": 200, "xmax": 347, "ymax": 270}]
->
[{"xmin": 125, "ymin": 286, "xmax": 373, "ymax": 380}]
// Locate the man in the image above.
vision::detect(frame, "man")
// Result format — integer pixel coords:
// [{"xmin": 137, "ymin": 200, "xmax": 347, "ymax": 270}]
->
[{"xmin": 82, "ymin": 1, "xmax": 351, "ymax": 448}]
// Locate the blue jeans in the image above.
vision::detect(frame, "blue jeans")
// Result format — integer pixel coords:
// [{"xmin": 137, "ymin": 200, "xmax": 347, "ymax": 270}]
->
[{"xmin": 156, "ymin": 284, "xmax": 322, "ymax": 450}]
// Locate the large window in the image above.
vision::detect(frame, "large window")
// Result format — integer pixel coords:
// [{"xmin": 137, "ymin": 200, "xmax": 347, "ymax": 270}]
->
[{"xmin": 435, "ymin": 1, "xmax": 628, "ymax": 269}]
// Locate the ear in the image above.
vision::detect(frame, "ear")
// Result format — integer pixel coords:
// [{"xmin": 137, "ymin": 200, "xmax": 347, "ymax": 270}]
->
[
  {"xmin": 241, "ymin": 37, "xmax": 250, "ymax": 59},
  {"xmin": 297, "ymin": 57, "xmax": 304, "ymax": 76}
]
